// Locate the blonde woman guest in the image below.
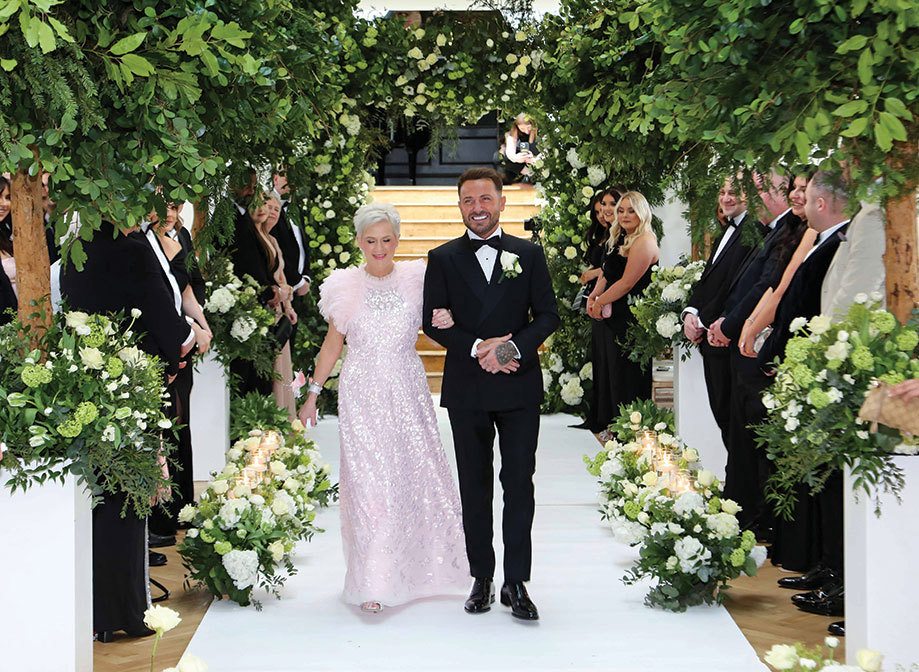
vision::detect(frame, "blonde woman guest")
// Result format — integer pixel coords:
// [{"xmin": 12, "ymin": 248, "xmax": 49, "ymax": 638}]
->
[
  {"xmin": 298, "ymin": 202, "xmax": 468, "ymax": 613},
  {"xmin": 587, "ymin": 191, "xmax": 659, "ymax": 411},
  {"xmin": 250, "ymin": 193, "xmax": 296, "ymax": 418}
]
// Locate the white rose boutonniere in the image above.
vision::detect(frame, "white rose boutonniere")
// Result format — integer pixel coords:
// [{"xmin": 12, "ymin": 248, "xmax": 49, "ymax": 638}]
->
[{"xmin": 499, "ymin": 250, "xmax": 522, "ymax": 283}]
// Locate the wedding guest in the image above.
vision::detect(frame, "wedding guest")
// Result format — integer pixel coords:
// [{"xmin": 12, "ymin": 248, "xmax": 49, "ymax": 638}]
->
[
  {"xmin": 757, "ymin": 169, "xmax": 853, "ymax": 623},
  {"xmin": 0, "ymin": 177, "xmax": 15, "ymax": 324},
  {"xmin": 502, "ymin": 114, "xmax": 539, "ymax": 185},
  {"xmin": 251, "ymin": 192, "xmax": 296, "ymax": 418},
  {"xmin": 271, "ymin": 172, "xmax": 310, "ymax": 351},
  {"xmin": 681, "ymin": 176, "xmax": 757, "ymax": 450},
  {"xmin": 298, "ymin": 202, "xmax": 468, "ymax": 612},
  {"xmin": 165, "ymin": 204, "xmax": 206, "ymax": 306},
  {"xmin": 61, "ymin": 220, "xmax": 194, "ymax": 642},
  {"xmin": 586, "ymin": 190, "xmax": 658, "ymax": 414},
  {"xmin": 578, "ymin": 188, "xmax": 623, "ymax": 431},
  {"xmin": 821, "ymin": 199, "xmax": 886, "ymax": 318}
]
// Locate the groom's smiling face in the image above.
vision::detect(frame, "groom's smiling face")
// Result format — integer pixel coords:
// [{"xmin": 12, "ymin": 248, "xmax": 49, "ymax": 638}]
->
[{"xmin": 459, "ymin": 178, "xmax": 506, "ymax": 238}]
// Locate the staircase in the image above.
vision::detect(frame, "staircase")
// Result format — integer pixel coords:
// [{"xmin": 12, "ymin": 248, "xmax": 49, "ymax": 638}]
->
[{"xmin": 370, "ymin": 185, "xmax": 541, "ymax": 393}]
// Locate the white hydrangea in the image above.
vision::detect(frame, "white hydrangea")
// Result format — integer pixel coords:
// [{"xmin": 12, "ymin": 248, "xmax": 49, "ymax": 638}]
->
[
  {"xmin": 204, "ymin": 287, "xmax": 236, "ymax": 314},
  {"xmin": 218, "ymin": 498, "xmax": 250, "ymax": 529},
  {"xmin": 547, "ymin": 352, "xmax": 564, "ymax": 373},
  {"xmin": 340, "ymin": 113, "xmax": 361, "ymax": 136},
  {"xmin": 541, "ymin": 369, "xmax": 553, "ymax": 392},
  {"xmin": 672, "ymin": 491, "xmax": 704, "ymax": 517},
  {"xmin": 609, "ymin": 514, "xmax": 648, "ymax": 545},
  {"xmin": 656, "ymin": 313, "xmax": 681, "ymax": 338},
  {"xmin": 230, "ymin": 316, "xmax": 257, "ymax": 342},
  {"xmin": 579, "ymin": 362, "xmax": 593, "ymax": 380},
  {"xmin": 222, "ymin": 549, "xmax": 259, "ymax": 590},
  {"xmin": 599, "ymin": 457, "xmax": 624, "ymax": 480},
  {"xmin": 706, "ymin": 512, "xmax": 741, "ymax": 539},
  {"xmin": 673, "ymin": 536, "xmax": 712, "ymax": 574},
  {"xmin": 566, "ymin": 147, "xmax": 586, "ymax": 169},
  {"xmin": 560, "ymin": 377, "xmax": 584, "ymax": 405},
  {"xmin": 586, "ymin": 165, "xmax": 606, "ymax": 186},
  {"xmin": 316, "ymin": 163, "xmax": 332, "ymax": 176},
  {"xmin": 660, "ymin": 281, "xmax": 687, "ymax": 303}
]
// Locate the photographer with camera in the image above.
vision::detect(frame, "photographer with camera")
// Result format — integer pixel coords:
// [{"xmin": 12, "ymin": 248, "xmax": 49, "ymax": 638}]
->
[{"xmin": 501, "ymin": 114, "xmax": 539, "ymax": 185}]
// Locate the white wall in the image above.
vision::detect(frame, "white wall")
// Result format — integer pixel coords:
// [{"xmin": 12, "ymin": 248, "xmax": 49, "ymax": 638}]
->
[{"xmin": 653, "ymin": 189, "xmax": 692, "ymax": 267}]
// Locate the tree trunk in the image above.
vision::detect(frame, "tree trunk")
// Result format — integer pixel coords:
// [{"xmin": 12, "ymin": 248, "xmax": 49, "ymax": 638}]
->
[
  {"xmin": 10, "ymin": 159, "xmax": 52, "ymax": 332},
  {"xmin": 192, "ymin": 199, "xmax": 208, "ymax": 244},
  {"xmin": 884, "ymin": 141, "xmax": 919, "ymax": 325}
]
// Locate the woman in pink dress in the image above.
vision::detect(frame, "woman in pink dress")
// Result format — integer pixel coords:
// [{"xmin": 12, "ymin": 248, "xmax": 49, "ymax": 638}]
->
[{"xmin": 298, "ymin": 202, "xmax": 469, "ymax": 612}]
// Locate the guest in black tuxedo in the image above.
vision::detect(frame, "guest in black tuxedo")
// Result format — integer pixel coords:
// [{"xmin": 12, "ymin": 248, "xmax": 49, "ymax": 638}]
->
[
  {"xmin": 578, "ymin": 188, "xmax": 622, "ymax": 432},
  {"xmin": 0, "ymin": 176, "xmax": 16, "ymax": 324},
  {"xmin": 681, "ymin": 177, "xmax": 757, "ymax": 449},
  {"xmin": 422, "ymin": 167, "xmax": 559, "ymax": 621},
  {"xmin": 586, "ymin": 190, "xmax": 659, "ymax": 418},
  {"xmin": 709, "ymin": 170, "xmax": 803, "ymax": 534},
  {"xmin": 271, "ymin": 172, "xmax": 311, "ymax": 353},
  {"xmin": 756, "ymin": 169, "xmax": 853, "ymax": 622},
  {"xmin": 61, "ymin": 221, "xmax": 194, "ymax": 642}
]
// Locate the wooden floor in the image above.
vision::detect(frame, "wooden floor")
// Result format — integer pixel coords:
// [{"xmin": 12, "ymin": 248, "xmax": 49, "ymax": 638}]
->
[{"xmin": 93, "ymin": 485, "xmax": 835, "ymax": 671}]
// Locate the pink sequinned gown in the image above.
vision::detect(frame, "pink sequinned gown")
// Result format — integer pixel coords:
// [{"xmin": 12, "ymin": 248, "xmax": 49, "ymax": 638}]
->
[{"xmin": 318, "ymin": 259, "xmax": 469, "ymax": 606}]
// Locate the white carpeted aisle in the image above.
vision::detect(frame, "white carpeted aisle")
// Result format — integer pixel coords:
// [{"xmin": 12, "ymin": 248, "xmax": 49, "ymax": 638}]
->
[{"xmin": 185, "ymin": 409, "xmax": 767, "ymax": 672}]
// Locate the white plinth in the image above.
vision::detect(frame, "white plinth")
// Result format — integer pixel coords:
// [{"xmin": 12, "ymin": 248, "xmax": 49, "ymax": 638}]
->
[
  {"xmin": 0, "ymin": 473, "xmax": 93, "ymax": 671},
  {"xmin": 845, "ymin": 457, "xmax": 919, "ymax": 668},
  {"xmin": 190, "ymin": 351, "xmax": 231, "ymax": 481},
  {"xmin": 673, "ymin": 345, "xmax": 727, "ymax": 481}
]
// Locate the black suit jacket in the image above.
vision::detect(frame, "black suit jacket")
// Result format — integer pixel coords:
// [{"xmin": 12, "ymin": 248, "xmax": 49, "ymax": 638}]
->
[
  {"xmin": 720, "ymin": 211, "xmax": 802, "ymax": 340},
  {"xmin": 757, "ymin": 223, "xmax": 850, "ymax": 368},
  {"xmin": 226, "ymin": 205, "xmax": 276, "ymax": 304},
  {"xmin": 686, "ymin": 216, "xmax": 759, "ymax": 355},
  {"xmin": 0, "ymin": 264, "xmax": 16, "ymax": 325},
  {"xmin": 271, "ymin": 203, "xmax": 309, "ymax": 289},
  {"xmin": 60, "ymin": 224, "xmax": 190, "ymax": 376},
  {"xmin": 423, "ymin": 233, "xmax": 559, "ymax": 411},
  {"xmin": 176, "ymin": 227, "xmax": 206, "ymax": 306}
]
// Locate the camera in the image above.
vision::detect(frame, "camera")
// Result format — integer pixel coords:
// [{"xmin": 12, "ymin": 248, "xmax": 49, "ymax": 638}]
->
[{"xmin": 523, "ymin": 216, "xmax": 542, "ymax": 233}]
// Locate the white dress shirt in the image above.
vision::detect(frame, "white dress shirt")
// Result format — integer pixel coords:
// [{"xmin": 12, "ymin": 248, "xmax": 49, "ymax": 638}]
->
[
  {"xmin": 142, "ymin": 224, "xmax": 195, "ymax": 347},
  {"xmin": 682, "ymin": 211, "xmax": 746, "ymax": 322},
  {"xmin": 466, "ymin": 227, "xmax": 520, "ymax": 360},
  {"xmin": 803, "ymin": 219, "xmax": 850, "ymax": 263}
]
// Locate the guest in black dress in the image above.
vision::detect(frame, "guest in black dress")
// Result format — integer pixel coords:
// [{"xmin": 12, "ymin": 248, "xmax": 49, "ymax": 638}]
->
[
  {"xmin": 502, "ymin": 114, "xmax": 539, "ymax": 184},
  {"xmin": 586, "ymin": 191, "xmax": 659, "ymax": 417},
  {"xmin": 0, "ymin": 177, "xmax": 16, "ymax": 325},
  {"xmin": 579, "ymin": 188, "xmax": 622, "ymax": 431},
  {"xmin": 61, "ymin": 221, "xmax": 193, "ymax": 641}
]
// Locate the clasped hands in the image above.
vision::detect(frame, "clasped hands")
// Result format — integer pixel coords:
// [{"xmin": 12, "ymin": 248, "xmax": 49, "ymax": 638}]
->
[
  {"xmin": 476, "ymin": 334, "xmax": 519, "ymax": 375},
  {"xmin": 682, "ymin": 313, "xmax": 731, "ymax": 348},
  {"xmin": 586, "ymin": 293, "xmax": 605, "ymax": 320}
]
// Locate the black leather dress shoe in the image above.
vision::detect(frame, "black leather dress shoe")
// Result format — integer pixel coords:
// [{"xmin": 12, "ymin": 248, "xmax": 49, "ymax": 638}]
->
[
  {"xmin": 791, "ymin": 580, "xmax": 843, "ymax": 607},
  {"xmin": 778, "ymin": 565, "xmax": 839, "ymax": 590},
  {"xmin": 464, "ymin": 578, "xmax": 495, "ymax": 614},
  {"xmin": 828, "ymin": 621, "xmax": 845, "ymax": 636},
  {"xmin": 149, "ymin": 551, "xmax": 167, "ymax": 567},
  {"xmin": 149, "ymin": 532, "xmax": 176, "ymax": 548},
  {"xmin": 796, "ymin": 588, "xmax": 845, "ymax": 617},
  {"xmin": 500, "ymin": 582, "xmax": 539, "ymax": 621}
]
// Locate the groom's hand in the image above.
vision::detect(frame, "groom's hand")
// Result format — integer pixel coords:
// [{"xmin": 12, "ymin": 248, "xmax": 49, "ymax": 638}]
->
[{"xmin": 477, "ymin": 334, "xmax": 519, "ymax": 374}]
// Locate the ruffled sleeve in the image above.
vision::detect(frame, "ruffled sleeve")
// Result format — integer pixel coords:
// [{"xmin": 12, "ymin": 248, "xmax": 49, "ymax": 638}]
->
[
  {"xmin": 396, "ymin": 259, "xmax": 427, "ymax": 314},
  {"xmin": 317, "ymin": 267, "xmax": 364, "ymax": 334}
]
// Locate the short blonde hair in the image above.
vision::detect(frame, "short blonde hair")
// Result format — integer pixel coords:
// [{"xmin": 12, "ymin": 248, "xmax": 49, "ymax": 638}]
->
[
  {"xmin": 354, "ymin": 202, "xmax": 401, "ymax": 238},
  {"xmin": 606, "ymin": 191, "xmax": 655, "ymax": 256}
]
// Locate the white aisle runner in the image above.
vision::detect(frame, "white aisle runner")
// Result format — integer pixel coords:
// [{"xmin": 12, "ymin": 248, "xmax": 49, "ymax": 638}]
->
[{"xmin": 186, "ymin": 411, "xmax": 767, "ymax": 672}]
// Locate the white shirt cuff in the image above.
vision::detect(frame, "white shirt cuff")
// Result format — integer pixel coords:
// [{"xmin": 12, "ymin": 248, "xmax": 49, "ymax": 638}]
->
[
  {"xmin": 182, "ymin": 328, "xmax": 196, "ymax": 348},
  {"xmin": 681, "ymin": 307, "xmax": 699, "ymax": 320},
  {"xmin": 293, "ymin": 278, "xmax": 307, "ymax": 291},
  {"xmin": 509, "ymin": 340, "xmax": 521, "ymax": 359},
  {"xmin": 471, "ymin": 338, "xmax": 483, "ymax": 358}
]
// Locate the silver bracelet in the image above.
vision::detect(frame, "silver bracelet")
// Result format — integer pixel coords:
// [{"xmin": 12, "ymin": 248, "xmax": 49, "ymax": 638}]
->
[{"xmin": 307, "ymin": 382, "xmax": 323, "ymax": 396}]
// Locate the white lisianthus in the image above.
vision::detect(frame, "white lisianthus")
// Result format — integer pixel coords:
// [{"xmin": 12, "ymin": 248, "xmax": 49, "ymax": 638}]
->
[
  {"xmin": 269, "ymin": 460, "xmax": 288, "ymax": 477},
  {"xmin": 869, "ymin": 290, "xmax": 884, "ymax": 303},
  {"xmin": 268, "ymin": 540, "xmax": 286, "ymax": 563},
  {"xmin": 600, "ymin": 458, "xmax": 624, "ymax": 480},
  {"xmin": 799, "ymin": 658, "xmax": 817, "ymax": 670},
  {"xmin": 837, "ymin": 330, "xmax": 849, "ymax": 342},
  {"xmin": 230, "ymin": 316, "xmax": 256, "ymax": 342},
  {"xmin": 763, "ymin": 644, "xmax": 799, "ymax": 670},
  {"xmin": 586, "ymin": 165, "xmax": 606, "ymax": 186},
  {"xmin": 566, "ymin": 147, "xmax": 585, "ymax": 169},
  {"xmin": 186, "ymin": 528, "xmax": 199, "ymax": 538},
  {"xmin": 789, "ymin": 316, "xmax": 808, "ymax": 333},
  {"xmin": 218, "ymin": 499, "xmax": 249, "ymax": 529},
  {"xmin": 227, "ymin": 447, "xmax": 242, "ymax": 461},
  {"xmin": 853, "ymin": 292, "xmax": 868, "ymax": 304},
  {"xmin": 660, "ymin": 281, "xmax": 687, "ymax": 303},
  {"xmin": 143, "ymin": 605, "xmax": 182, "ymax": 633},
  {"xmin": 210, "ymin": 479, "xmax": 229, "ymax": 495},
  {"xmin": 826, "ymin": 341, "xmax": 851, "ymax": 361},
  {"xmin": 825, "ymin": 637, "xmax": 840, "ymax": 649},
  {"xmin": 204, "ymin": 287, "xmax": 236, "ymax": 314},
  {"xmin": 807, "ymin": 314, "xmax": 832, "ymax": 335},
  {"xmin": 560, "ymin": 377, "xmax": 584, "ymax": 405},
  {"xmin": 622, "ymin": 482, "xmax": 640, "ymax": 498},
  {"xmin": 784, "ymin": 416, "xmax": 800, "ymax": 431}
]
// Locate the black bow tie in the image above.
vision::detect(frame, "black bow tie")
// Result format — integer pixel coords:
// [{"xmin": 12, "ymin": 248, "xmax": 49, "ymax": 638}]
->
[{"xmin": 470, "ymin": 237, "xmax": 501, "ymax": 252}]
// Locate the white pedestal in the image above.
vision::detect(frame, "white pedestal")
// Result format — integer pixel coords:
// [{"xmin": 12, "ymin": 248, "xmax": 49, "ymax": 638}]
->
[
  {"xmin": 673, "ymin": 345, "xmax": 726, "ymax": 481},
  {"xmin": 845, "ymin": 458, "xmax": 919, "ymax": 668},
  {"xmin": 0, "ymin": 473, "xmax": 93, "ymax": 671},
  {"xmin": 190, "ymin": 351, "xmax": 230, "ymax": 481}
]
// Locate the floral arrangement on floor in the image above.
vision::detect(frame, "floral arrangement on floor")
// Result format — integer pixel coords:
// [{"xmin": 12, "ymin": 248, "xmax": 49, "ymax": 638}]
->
[
  {"xmin": 586, "ymin": 400, "xmax": 766, "ymax": 612},
  {"xmin": 764, "ymin": 636, "xmax": 905, "ymax": 672},
  {"xmin": 178, "ymin": 420, "xmax": 336, "ymax": 608},
  {"xmin": 201, "ymin": 254, "xmax": 278, "ymax": 380},
  {"xmin": 0, "ymin": 308, "xmax": 171, "ymax": 517},
  {"xmin": 755, "ymin": 296, "xmax": 919, "ymax": 518},
  {"xmin": 622, "ymin": 258, "xmax": 707, "ymax": 366}
]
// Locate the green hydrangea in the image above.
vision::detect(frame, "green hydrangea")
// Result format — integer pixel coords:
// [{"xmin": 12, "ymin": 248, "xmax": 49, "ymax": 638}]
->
[
  {"xmin": 729, "ymin": 548, "xmax": 747, "ymax": 567},
  {"xmin": 214, "ymin": 540, "xmax": 233, "ymax": 555},
  {"xmin": 740, "ymin": 529, "xmax": 756, "ymax": 551},
  {"xmin": 56, "ymin": 417, "xmax": 83, "ymax": 438},
  {"xmin": 807, "ymin": 388, "xmax": 831, "ymax": 409},
  {"xmin": 896, "ymin": 331, "xmax": 919, "ymax": 353},
  {"xmin": 784, "ymin": 337, "xmax": 812, "ymax": 364},
  {"xmin": 74, "ymin": 401, "xmax": 99, "ymax": 425},
  {"xmin": 707, "ymin": 497, "xmax": 722, "ymax": 514},
  {"xmin": 82, "ymin": 324, "xmax": 106, "ymax": 348},
  {"xmin": 870, "ymin": 311, "xmax": 898, "ymax": 334},
  {"xmin": 790, "ymin": 364, "xmax": 815, "ymax": 386},
  {"xmin": 826, "ymin": 358, "xmax": 842, "ymax": 371},
  {"xmin": 851, "ymin": 346, "xmax": 875, "ymax": 371},
  {"xmin": 623, "ymin": 500, "xmax": 641, "ymax": 520},
  {"xmin": 878, "ymin": 372, "xmax": 906, "ymax": 385},
  {"xmin": 20, "ymin": 364, "xmax": 52, "ymax": 387},
  {"xmin": 199, "ymin": 530, "xmax": 215, "ymax": 543},
  {"xmin": 106, "ymin": 357, "xmax": 125, "ymax": 378}
]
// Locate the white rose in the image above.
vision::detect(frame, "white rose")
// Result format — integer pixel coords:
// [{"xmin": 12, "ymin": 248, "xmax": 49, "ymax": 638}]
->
[
  {"xmin": 176, "ymin": 654, "xmax": 209, "ymax": 672},
  {"xmin": 186, "ymin": 528, "xmax": 199, "ymax": 538},
  {"xmin": 65, "ymin": 311, "xmax": 91, "ymax": 329},
  {"xmin": 642, "ymin": 472, "xmax": 658, "ymax": 487},
  {"xmin": 681, "ymin": 447, "xmax": 699, "ymax": 462},
  {"xmin": 763, "ymin": 644, "xmax": 799, "ymax": 670},
  {"xmin": 563, "ymin": 246, "xmax": 577, "ymax": 260},
  {"xmin": 79, "ymin": 347, "xmax": 104, "ymax": 369},
  {"xmin": 720, "ymin": 499, "xmax": 741, "ymax": 515},
  {"xmin": 269, "ymin": 460, "xmax": 288, "ymax": 477},
  {"xmin": 210, "ymin": 480, "xmax": 229, "ymax": 495},
  {"xmin": 629, "ymin": 411, "xmax": 642, "ymax": 424},
  {"xmin": 856, "ymin": 649, "xmax": 883, "ymax": 672},
  {"xmin": 178, "ymin": 504, "xmax": 197, "ymax": 523},
  {"xmin": 268, "ymin": 540, "xmax": 286, "ymax": 562},
  {"xmin": 807, "ymin": 314, "xmax": 832, "ymax": 335},
  {"xmin": 789, "ymin": 316, "xmax": 808, "ymax": 333},
  {"xmin": 697, "ymin": 469, "xmax": 715, "ymax": 487},
  {"xmin": 143, "ymin": 605, "xmax": 182, "ymax": 633},
  {"xmin": 853, "ymin": 292, "xmax": 868, "ymax": 304}
]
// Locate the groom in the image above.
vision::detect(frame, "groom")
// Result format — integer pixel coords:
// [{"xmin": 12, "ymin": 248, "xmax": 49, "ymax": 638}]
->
[{"xmin": 423, "ymin": 167, "xmax": 559, "ymax": 620}]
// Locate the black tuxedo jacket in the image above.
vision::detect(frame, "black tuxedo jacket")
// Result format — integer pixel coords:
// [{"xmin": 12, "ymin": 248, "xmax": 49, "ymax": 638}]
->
[
  {"xmin": 271, "ymin": 203, "xmax": 309, "ymax": 289},
  {"xmin": 686, "ymin": 216, "xmax": 759, "ymax": 355},
  {"xmin": 720, "ymin": 211, "xmax": 802, "ymax": 340},
  {"xmin": 0, "ymin": 264, "xmax": 15, "ymax": 325},
  {"xmin": 757, "ymin": 223, "xmax": 850, "ymax": 368},
  {"xmin": 423, "ymin": 233, "xmax": 559, "ymax": 411},
  {"xmin": 176, "ymin": 227, "xmax": 206, "ymax": 306},
  {"xmin": 60, "ymin": 224, "xmax": 189, "ymax": 376}
]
